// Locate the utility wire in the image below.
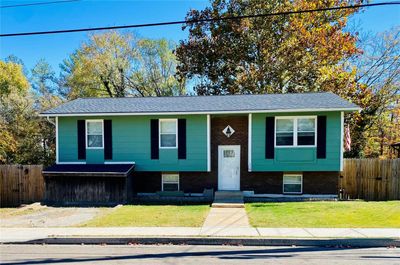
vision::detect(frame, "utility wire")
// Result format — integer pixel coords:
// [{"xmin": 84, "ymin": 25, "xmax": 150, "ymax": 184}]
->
[
  {"xmin": 1, "ymin": 1, "xmax": 399, "ymax": 37},
  {"xmin": 1, "ymin": 0, "xmax": 80, "ymax": 9}
]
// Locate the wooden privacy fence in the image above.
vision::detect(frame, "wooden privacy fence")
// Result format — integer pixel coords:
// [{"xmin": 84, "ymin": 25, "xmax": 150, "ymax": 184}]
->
[
  {"xmin": 340, "ymin": 159, "xmax": 400, "ymax": 201},
  {"xmin": 0, "ymin": 165, "xmax": 44, "ymax": 207}
]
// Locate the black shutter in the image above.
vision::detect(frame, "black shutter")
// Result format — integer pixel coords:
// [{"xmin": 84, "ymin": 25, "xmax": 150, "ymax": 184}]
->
[
  {"xmin": 77, "ymin": 120, "xmax": 86, "ymax": 160},
  {"xmin": 265, "ymin": 117, "xmax": 275, "ymax": 159},
  {"xmin": 104, "ymin": 120, "xmax": 112, "ymax": 160},
  {"xmin": 178, "ymin": 119, "xmax": 187, "ymax": 159},
  {"xmin": 150, "ymin": 119, "xmax": 159, "ymax": 159},
  {"xmin": 317, "ymin": 116, "xmax": 327, "ymax": 159}
]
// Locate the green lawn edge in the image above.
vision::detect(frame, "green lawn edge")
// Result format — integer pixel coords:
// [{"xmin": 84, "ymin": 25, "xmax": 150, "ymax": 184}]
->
[
  {"xmin": 245, "ymin": 201, "xmax": 400, "ymax": 228},
  {"xmin": 80, "ymin": 204, "xmax": 211, "ymax": 227}
]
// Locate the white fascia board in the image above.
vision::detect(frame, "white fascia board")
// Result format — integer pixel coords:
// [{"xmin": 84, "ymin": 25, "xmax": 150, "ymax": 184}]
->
[
  {"xmin": 340, "ymin": 111, "xmax": 344, "ymax": 171},
  {"xmin": 207, "ymin": 114, "xmax": 211, "ymax": 172},
  {"xmin": 40, "ymin": 107, "xmax": 361, "ymax": 117}
]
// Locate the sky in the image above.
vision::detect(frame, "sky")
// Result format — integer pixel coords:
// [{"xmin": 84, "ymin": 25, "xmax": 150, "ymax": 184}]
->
[{"xmin": 1, "ymin": 0, "xmax": 399, "ymax": 73}]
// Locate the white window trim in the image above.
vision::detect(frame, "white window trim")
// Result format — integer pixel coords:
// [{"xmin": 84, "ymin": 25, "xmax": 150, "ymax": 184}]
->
[
  {"xmin": 55, "ymin": 116, "xmax": 59, "ymax": 164},
  {"xmin": 340, "ymin": 111, "xmax": 344, "ymax": 171},
  {"xmin": 159, "ymin": 119, "xmax": 178, "ymax": 149},
  {"xmin": 207, "ymin": 114, "xmax": 211, "ymax": 172},
  {"xmin": 161, "ymin": 173, "xmax": 180, "ymax": 191},
  {"xmin": 86, "ymin": 119, "xmax": 104, "ymax": 149},
  {"xmin": 274, "ymin": 116, "xmax": 317, "ymax": 148},
  {"xmin": 248, "ymin": 113, "xmax": 252, "ymax": 172},
  {"xmin": 283, "ymin": 173, "xmax": 303, "ymax": 194}
]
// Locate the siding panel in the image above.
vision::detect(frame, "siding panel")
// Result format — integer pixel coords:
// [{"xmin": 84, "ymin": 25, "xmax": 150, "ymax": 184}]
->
[
  {"xmin": 251, "ymin": 111, "xmax": 341, "ymax": 171},
  {"xmin": 58, "ymin": 115, "xmax": 207, "ymax": 171}
]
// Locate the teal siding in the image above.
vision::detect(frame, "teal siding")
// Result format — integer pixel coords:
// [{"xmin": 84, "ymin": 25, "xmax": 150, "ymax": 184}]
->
[
  {"xmin": 252, "ymin": 112, "xmax": 341, "ymax": 171},
  {"xmin": 58, "ymin": 117, "xmax": 82, "ymax": 163},
  {"xmin": 58, "ymin": 111, "xmax": 341, "ymax": 172},
  {"xmin": 58, "ymin": 115, "xmax": 208, "ymax": 171},
  {"xmin": 86, "ymin": 149, "xmax": 104, "ymax": 164}
]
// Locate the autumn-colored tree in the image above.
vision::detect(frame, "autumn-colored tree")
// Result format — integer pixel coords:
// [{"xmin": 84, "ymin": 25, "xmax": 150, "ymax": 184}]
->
[
  {"xmin": 61, "ymin": 31, "xmax": 185, "ymax": 98},
  {"xmin": 0, "ymin": 59, "xmax": 61, "ymax": 165},
  {"xmin": 0, "ymin": 60, "xmax": 29, "ymax": 97},
  {"xmin": 176, "ymin": 0, "xmax": 363, "ymax": 95},
  {"xmin": 0, "ymin": 61, "xmax": 29, "ymax": 162},
  {"xmin": 346, "ymin": 28, "xmax": 400, "ymax": 158},
  {"xmin": 0, "ymin": 60, "xmax": 38, "ymax": 164}
]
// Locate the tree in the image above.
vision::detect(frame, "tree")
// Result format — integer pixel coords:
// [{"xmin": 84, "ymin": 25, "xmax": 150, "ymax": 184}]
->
[
  {"xmin": 61, "ymin": 31, "xmax": 185, "ymax": 98},
  {"xmin": 132, "ymin": 39, "xmax": 185, "ymax": 96},
  {"xmin": 0, "ymin": 60, "xmax": 29, "ymax": 96},
  {"xmin": 30, "ymin": 59, "xmax": 63, "ymax": 165},
  {"xmin": 345, "ymin": 27, "xmax": 400, "ymax": 157},
  {"xmin": 0, "ymin": 60, "xmax": 41, "ymax": 164},
  {"xmin": 176, "ymin": 0, "xmax": 363, "ymax": 95},
  {"xmin": 0, "ymin": 59, "xmax": 61, "ymax": 165}
]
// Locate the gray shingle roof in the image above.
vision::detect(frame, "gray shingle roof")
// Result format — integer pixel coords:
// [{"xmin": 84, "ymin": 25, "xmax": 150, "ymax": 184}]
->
[{"xmin": 41, "ymin": 92, "xmax": 360, "ymax": 116}]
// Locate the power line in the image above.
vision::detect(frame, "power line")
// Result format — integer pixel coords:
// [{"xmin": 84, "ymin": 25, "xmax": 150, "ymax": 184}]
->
[
  {"xmin": 1, "ymin": 1, "xmax": 399, "ymax": 37},
  {"xmin": 0, "ymin": 0, "xmax": 80, "ymax": 9}
]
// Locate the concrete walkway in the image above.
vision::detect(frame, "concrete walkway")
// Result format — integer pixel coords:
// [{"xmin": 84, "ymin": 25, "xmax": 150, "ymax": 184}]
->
[
  {"xmin": 201, "ymin": 207, "xmax": 254, "ymax": 236},
  {"xmin": 1, "ymin": 227, "xmax": 399, "ymax": 243}
]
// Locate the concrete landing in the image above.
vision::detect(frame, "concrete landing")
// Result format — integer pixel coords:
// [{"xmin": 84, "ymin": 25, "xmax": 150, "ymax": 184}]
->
[{"xmin": 212, "ymin": 191, "xmax": 244, "ymax": 208}]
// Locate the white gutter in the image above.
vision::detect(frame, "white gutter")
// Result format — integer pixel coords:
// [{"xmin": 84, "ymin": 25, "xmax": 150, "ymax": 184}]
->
[{"xmin": 40, "ymin": 107, "xmax": 361, "ymax": 117}]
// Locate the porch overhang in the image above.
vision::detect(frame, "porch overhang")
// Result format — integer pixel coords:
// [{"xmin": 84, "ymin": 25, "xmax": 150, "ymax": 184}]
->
[{"xmin": 42, "ymin": 164, "xmax": 135, "ymax": 177}]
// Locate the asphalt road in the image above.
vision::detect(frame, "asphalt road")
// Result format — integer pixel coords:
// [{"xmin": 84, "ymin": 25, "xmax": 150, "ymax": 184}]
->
[{"xmin": 0, "ymin": 244, "xmax": 399, "ymax": 265}]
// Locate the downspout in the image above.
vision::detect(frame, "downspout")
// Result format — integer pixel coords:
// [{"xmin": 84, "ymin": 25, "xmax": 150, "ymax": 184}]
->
[
  {"xmin": 46, "ymin": 116, "xmax": 56, "ymax": 126},
  {"xmin": 45, "ymin": 116, "xmax": 58, "ymax": 164}
]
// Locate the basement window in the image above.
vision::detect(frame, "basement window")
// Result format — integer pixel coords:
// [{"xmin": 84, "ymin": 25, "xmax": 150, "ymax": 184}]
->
[
  {"xmin": 283, "ymin": 174, "xmax": 302, "ymax": 194},
  {"xmin": 162, "ymin": 174, "xmax": 180, "ymax": 192}
]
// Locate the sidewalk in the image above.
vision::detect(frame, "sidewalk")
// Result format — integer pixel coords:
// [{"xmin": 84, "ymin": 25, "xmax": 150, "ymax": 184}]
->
[{"xmin": 1, "ymin": 227, "xmax": 399, "ymax": 243}]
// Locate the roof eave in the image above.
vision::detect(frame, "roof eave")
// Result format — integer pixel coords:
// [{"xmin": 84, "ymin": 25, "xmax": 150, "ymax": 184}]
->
[{"xmin": 39, "ymin": 107, "xmax": 361, "ymax": 117}]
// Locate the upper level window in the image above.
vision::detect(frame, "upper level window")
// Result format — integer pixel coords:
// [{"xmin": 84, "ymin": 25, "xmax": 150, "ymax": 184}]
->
[
  {"xmin": 297, "ymin": 118, "xmax": 316, "ymax": 146},
  {"xmin": 86, "ymin": 120, "xmax": 103, "ymax": 148},
  {"xmin": 276, "ymin": 118, "xmax": 294, "ymax": 146},
  {"xmin": 159, "ymin": 119, "xmax": 177, "ymax": 148},
  {"xmin": 275, "ymin": 117, "xmax": 316, "ymax": 147}
]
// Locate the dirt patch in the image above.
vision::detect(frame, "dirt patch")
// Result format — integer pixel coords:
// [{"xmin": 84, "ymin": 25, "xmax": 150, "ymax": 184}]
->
[{"xmin": 0, "ymin": 204, "xmax": 116, "ymax": 227}]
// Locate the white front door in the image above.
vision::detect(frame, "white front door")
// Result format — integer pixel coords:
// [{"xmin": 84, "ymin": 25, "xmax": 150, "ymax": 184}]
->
[{"xmin": 218, "ymin": 145, "xmax": 240, "ymax": 190}]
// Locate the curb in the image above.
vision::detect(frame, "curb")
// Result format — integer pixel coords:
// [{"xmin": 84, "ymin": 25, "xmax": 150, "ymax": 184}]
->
[{"xmin": 5, "ymin": 237, "xmax": 400, "ymax": 247}]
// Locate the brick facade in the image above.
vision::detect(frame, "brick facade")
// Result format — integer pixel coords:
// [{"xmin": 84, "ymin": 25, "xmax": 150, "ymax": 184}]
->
[{"xmin": 134, "ymin": 115, "xmax": 338, "ymax": 194}]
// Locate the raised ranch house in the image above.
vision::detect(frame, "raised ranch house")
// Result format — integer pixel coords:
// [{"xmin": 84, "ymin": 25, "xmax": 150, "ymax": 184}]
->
[{"xmin": 41, "ymin": 92, "xmax": 359, "ymax": 204}]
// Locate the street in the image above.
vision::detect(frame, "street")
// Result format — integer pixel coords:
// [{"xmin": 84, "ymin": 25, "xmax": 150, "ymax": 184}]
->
[{"xmin": 0, "ymin": 244, "xmax": 399, "ymax": 265}]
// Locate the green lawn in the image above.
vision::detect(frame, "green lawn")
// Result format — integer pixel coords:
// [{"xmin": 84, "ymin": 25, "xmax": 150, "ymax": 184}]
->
[
  {"xmin": 246, "ymin": 201, "xmax": 400, "ymax": 228},
  {"xmin": 81, "ymin": 204, "xmax": 210, "ymax": 227}
]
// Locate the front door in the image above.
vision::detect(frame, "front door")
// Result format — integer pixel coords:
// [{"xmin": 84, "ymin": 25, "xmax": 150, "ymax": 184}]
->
[{"xmin": 218, "ymin": 145, "xmax": 240, "ymax": 190}]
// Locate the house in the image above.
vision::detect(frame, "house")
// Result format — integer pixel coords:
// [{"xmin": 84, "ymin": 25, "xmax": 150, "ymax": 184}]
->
[{"xmin": 41, "ymin": 92, "xmax": 359, "ymax": 204}]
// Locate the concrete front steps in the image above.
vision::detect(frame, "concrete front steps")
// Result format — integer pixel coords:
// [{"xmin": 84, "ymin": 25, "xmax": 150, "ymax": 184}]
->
[{"xmin": 212, "ymin": 191, "xmax": 244, "ymax": 208}]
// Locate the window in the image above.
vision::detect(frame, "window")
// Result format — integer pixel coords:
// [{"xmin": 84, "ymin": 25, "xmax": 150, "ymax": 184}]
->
[
  {"xmin": 275, "ymin": 117, "xmax": 316, "ymax": 147},
  {"xmin": 297, "ymin": 118, "xmax": 316, "ymax": 146},
  {"xmin": 283, "ymin": 174, "xmax": 302, "ymax": 194},
  {"xmin": 162, "ymin": 174, "xmax": 179, "ymax": 191},
  {"xmin": 159, "ymin": 119, "xmax": 177, "ymax": 148},
  {"xmin": 86, "ymin": 120, "xmax": 103, "ymax": 148},
  {"xmin": 276, "ymin": 118, "xmax": 294, "ymax": 146}
]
